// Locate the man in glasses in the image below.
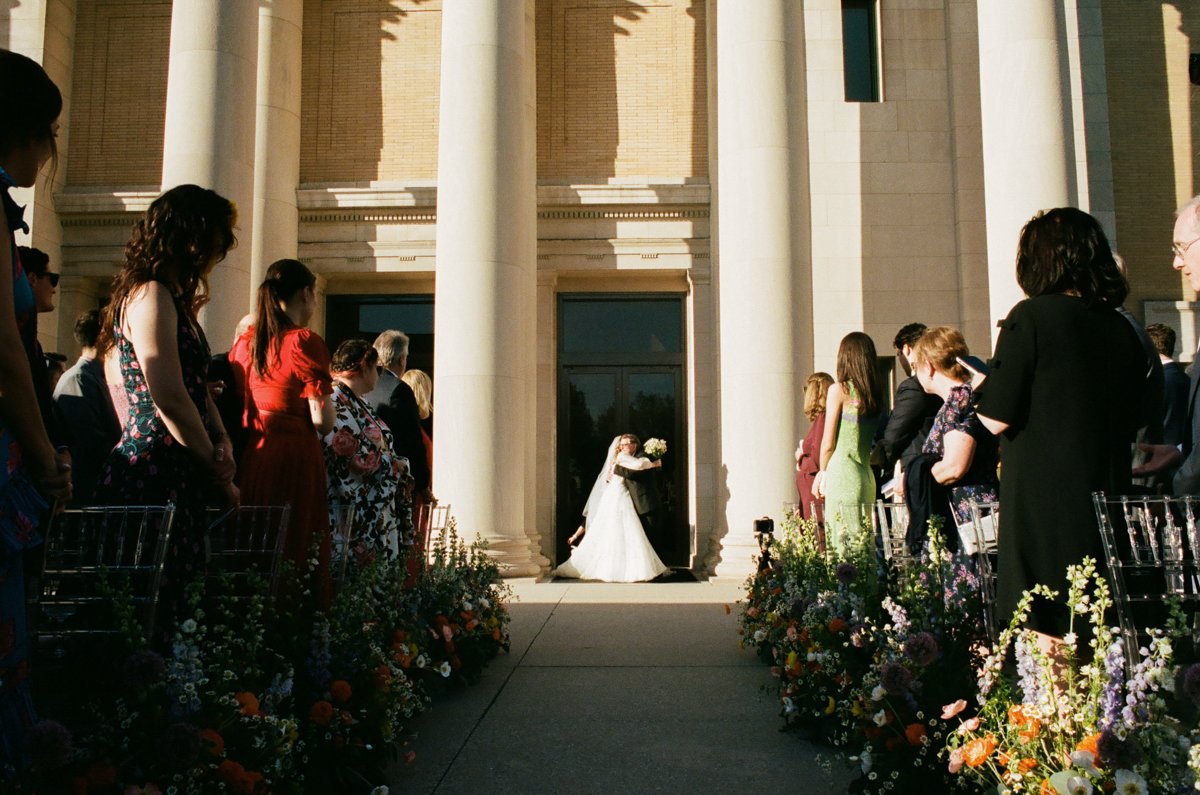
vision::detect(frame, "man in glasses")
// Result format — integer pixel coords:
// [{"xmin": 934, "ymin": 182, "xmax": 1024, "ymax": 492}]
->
[
  {"xmin": 19, "ymin": 244, "xmax": 57, "ymax": 313},
  {"xmin": 1169, "ymin": 195, "xmax": 1200, "ymax": 495},
  {"xmin": 16, "ymin": 245, "xmax": 67, "ymax": 462}
]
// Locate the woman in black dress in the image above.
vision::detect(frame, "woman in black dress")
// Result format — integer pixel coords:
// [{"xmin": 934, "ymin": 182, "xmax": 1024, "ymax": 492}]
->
[{"xmin": 976, "ymin": 207, "xmax": 1144, "ymax": 638}]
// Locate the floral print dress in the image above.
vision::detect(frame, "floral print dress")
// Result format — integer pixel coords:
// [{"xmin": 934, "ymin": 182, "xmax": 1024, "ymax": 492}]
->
[
  {"xmin": 324, "ymin": 382, "xmax": 413, "ymax": 561},
  {"xmin": 921, "ymin": 384, "xmax": 999, "ymax": 525}
]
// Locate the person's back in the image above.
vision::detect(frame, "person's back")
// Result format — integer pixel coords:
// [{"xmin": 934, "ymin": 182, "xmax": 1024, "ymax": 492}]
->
[{"xmin": 824, "ymin": 386, "xmax": 880, "ymax": 545}]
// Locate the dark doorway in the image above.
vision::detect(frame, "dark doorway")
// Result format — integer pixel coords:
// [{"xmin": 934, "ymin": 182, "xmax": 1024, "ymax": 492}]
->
[
  {"xmin": 557, "ymin": 295, "xmax": 687, "ymax": 567},
  {"xmin": 325, "ymin": 295, "xmax": 434, "ymax": 376}
]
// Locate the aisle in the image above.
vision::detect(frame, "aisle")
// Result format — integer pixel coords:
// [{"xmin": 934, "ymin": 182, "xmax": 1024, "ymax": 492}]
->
[{"xmin": 393, "ymin": 578, "xmax": 853, "ymax": 794}]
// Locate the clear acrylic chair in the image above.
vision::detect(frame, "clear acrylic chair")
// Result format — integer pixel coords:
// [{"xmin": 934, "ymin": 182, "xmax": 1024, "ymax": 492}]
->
[
  {"xmin": 420, "ymin": 502, "xmax": 452, "ymax": 561},
  {"xmin": 967, "ymin": 500, "xmax": 1000, "ymax": 642},
  {"xmin": 34, "ymin": 503, "xmax": 176, "ymax": 660},
  {"xmin": 203, "ymin": 504, "xmax": 291, "ymax": 597},
  {"xmin": 328, "ymin": 503, "xmax": 357, "ymax": 588},
  {"xmin": 1093, "ymin": 492, "xmax": 1200, "ymax": 670},
  {"xmin": 872, "ymin": 500, "xmax": 910, "ymax": 563}
]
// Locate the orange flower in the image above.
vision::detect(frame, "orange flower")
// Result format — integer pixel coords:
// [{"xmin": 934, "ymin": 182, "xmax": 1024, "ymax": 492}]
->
[
  {"xmin": 1018, "ymin": 758, "xmax": 1037, "ymax": 773},
  {"xmin": 904, "ymin": 723, "xmax": 926, "ymax": 746},
  {"xmin": 199, "ymin": 728, "xmax": 225, "ymax": 756},
  {"xmin": 1008, "ymin": 704, "xmax": 1032, "ymax": 726},
  {"xmin": 827, "ymin": 617, "xmax": 848, "ymax": 634},
  {"xmin": 1076, "ymin": 732, "xmax": 1101, "ymax": 760},
  {"xmin": 1017, "ymin": 718, "xmax": 1041, "ymax": 742},
  {"xmin": 330, "ymin": 679, "xmax": 352, "ymax": 704},
  {"xmin": 243, "ymin": 771, "xmax": 263, "ymax": 794},
  {"xmin": 393, "ymin": 629, "xmax": 408, "ymax": 643},
  {"xmin": 492, "ymin": 627, "xmax": 502, "ymax": 642},
  {"xmin": 234, "ymin": 691, "xmax": 260, "ymax": 717},
  {"xmin": 962, "ymin": 735, "xmax": 997, "ymax": 768},
  {"xmin": 1039, "ymin": 780, "xmax": 1056, "ymax": 795},
  {"xmin": 217, "ymin": 760, "xmax": 248, "ymax": 791},
  {"xmin": 374, "ymin": 664, "xmax": 392, "ymax": 690},
  {"xmin": 309, "ymin": 700, "xmax": 335, "ymax": 726},
  {"xmin": 341, "ymin": 709, "xmax": 354, "ymax": 726}
]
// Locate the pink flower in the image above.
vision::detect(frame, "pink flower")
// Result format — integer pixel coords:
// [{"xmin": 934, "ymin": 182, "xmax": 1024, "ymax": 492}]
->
[
  {"xmin": 364, "ymin": 424, "xmax": 382, "ymax": 443},
  {"xmin": 942, "ymin": 699, "xmax": 967, "ymax": 719},
  {"xmin": 957, "ymin": 717, "xmax": 980, "ymax": 734},
  {"xmin": 330, "ymin": 428, "xmax": 356, "ymax": 457},
  {"xmin": 947, "ymin": 747, "xmax": 964, "ymax": 774},
  {"xmin": 350, "ymin": 449, "xmax": 381, "ymax": 475}
]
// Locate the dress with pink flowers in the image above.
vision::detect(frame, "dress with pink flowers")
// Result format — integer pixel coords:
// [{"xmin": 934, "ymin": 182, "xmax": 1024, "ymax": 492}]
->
[{"xmin": 324, "ymin": 382, "xmax": 412, "ymax": 558}]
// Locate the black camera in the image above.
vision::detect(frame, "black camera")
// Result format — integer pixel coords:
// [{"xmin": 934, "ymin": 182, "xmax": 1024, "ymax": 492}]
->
[{"xmin": 753, "ymin": 517, "xmax": 774, "ymax": 536}]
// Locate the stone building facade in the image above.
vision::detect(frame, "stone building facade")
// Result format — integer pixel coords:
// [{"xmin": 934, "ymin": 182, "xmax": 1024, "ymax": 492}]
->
[{"xmin": 3, "ymin": 0, "xmax": 1197, "ymax": 576}]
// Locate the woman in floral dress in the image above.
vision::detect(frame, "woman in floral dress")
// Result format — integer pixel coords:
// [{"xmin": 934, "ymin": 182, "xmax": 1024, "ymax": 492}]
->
[
  {"xmin": 324, "ymin": 339, "xmax": 413, "ymax": 566},
  {"xmin": 911, "ymin": 326, "xmax": 999, "ymax": 534},
  {"xmin": 0, "ymin": 48, "xmax": 72, "ymax": 775},
  {"xmin": 94, "ymin": 185, "xmax": 239, "ymax": 635}
]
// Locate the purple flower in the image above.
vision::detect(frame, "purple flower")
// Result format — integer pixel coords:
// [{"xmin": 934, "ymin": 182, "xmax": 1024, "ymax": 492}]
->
[
  {"xmin": 26, "ymin": 720, "xmax": 73, "ymax": 769},
  {"xmin": 903, "ymin": 632, "xmax": 939, "ymax": 667},
  {"xmin": 880, "ymin": 662, "xmax": 913, "ymax": 695},
  {"xmin": 1099, "ymin": 642, "xmax": 1125, "ymax": 730},
  {"xmin": 160, "ymin": 721, "xmax": 201, "ymax": 769},
  {"xmin": 1097, "ymin": 728, "xmax": 1143, "ymax": 768},
  {"xmin": 1183, "ymin": 663, "xmax": 1200, "ymax": 708},
  {"xmin": 124, "ymin": 649, "xmax": 167, "ymax": 687},
  {"xmin": 835, "ymin": 562, "xmax": 858, "ymax": 586}
]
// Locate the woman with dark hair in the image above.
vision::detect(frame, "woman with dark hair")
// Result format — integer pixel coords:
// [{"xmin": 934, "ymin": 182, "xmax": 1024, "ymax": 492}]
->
[
  {"xmin": 324, "ymin": 340, "xmax": 412, "ymax": 565},
  {"xmin": 976, "ymin": 207, "xmax": 1144, "ymax": 640},
  {"xmin": 230, "ymin": 259, "xmax": 334, "ymax": 579},
  {"xmin": 0, "ymin": 48, "xmax": 71, "ymax": 773},
  {"xmin": 95, "ymin": 184, "xmax": 238, "ymax": 640},
  {"xmin": 814, "ymin": 332, "xmax": 883, "ymax": 551}
]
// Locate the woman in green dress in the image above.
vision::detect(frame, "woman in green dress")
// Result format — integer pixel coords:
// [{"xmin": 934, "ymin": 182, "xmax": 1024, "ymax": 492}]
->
[{"xmin": 814, "ymin": 332, "xmax": 883, "ymax": 552}]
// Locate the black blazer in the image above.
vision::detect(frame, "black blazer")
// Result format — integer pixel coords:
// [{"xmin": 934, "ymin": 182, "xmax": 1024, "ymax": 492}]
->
[
  {"xmin": 1162, "ymin": 360, "xmax": 1189, "ymax": 448},
  {"xmin": 876, "ymin": 375, "xmax": 942, "ymax": 473},
  {"xmin": 1175, "ymin": 360, "xmax": 1200, "ymax": 495},
  {"xmin": 363, "ymin": 369, "xmax": 431, "ymax": 492},
  {"xmin": 612, "ymin": 462, "xmax": 663, "ymax": 516}
]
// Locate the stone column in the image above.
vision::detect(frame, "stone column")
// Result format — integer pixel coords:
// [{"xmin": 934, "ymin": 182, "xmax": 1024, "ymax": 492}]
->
[
  {"xmin": 712, "ymin": 1, "xmax": 809, "ymax": 576},
  {"xmin": 250, "ymin": 0, "xmax": 304, "ymax": 301},
  {"xmin": 977, "ymin": 0, "xmax": 1074, "ymax": 334},
  {"xmin": 160, "ymin": 0, "xmax": 258, "ymax": 343},
  {"xmin": 432, "ymin": 0, "xmax": 545, "ymax": 576}
]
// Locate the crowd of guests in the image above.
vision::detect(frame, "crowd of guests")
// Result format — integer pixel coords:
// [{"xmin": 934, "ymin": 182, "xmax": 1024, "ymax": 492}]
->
[
  {"xmin": 801, "ymin": 203, "xmax": 1200, "ymax": 651},
  {"xmin": 0, "ymin": 50, "xmax": 439, "ymax": 775}
]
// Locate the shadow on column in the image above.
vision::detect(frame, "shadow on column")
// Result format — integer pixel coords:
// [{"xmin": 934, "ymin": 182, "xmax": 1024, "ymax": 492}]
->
[{"xmin": 0, "ymin": 0, "xmax": 19, "ymax": 51}]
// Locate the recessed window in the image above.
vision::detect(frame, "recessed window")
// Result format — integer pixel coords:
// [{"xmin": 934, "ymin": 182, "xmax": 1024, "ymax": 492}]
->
[{"xmin": 842, "ymin": 0, "xmax": 881, "ymax": 103}]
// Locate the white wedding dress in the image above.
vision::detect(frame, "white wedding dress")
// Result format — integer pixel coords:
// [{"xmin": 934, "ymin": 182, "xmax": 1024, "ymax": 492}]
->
[{"xmin": 555, "ymin": 443, "xmax": 669, "ymax": 583}]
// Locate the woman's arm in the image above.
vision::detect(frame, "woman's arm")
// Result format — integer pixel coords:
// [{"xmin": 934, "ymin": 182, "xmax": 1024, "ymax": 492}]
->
[
  {"xmin": 0, "ymin": 241, "xmax": 69, "ymax": 502},
  {"xmin": 977, "ymin": 414, "xmax": 1009, "ymax": 436},
  {"xmin": 931, "ymin": 429, "xmax": 976, "ymax": 484},
  {"xmin": 309, "ymin": 395, "xmax": 335, "ymax": 436},
  {"xmin": 818, "ymin": 383, "xmax": 843, "ymax": 470}
]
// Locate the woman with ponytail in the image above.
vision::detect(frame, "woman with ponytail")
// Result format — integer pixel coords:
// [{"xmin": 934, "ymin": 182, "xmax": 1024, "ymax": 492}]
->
[{"xmin": 230, "ymin": 259, "xmax": 334, "ymax": 582}]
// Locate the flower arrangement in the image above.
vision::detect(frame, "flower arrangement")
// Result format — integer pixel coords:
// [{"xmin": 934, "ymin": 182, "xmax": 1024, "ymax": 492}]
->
[{"xmin": 643, "ymin": 438, "xmax": 667, "ymax": 459}]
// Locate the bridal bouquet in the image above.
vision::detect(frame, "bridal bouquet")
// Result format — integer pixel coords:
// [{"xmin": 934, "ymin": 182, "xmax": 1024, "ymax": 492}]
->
[{"xmin": 643, "ymin": 438, "xmax": 668, "ymax": 459}]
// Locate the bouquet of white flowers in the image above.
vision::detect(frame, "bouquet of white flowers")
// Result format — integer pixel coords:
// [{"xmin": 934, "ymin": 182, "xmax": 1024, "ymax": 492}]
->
[{"xmin": 643, "ymin": 438, "xmax": 667, "ymax": 459}]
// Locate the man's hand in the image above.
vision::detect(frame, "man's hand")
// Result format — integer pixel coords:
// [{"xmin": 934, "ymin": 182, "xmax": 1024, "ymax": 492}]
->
[{"xmin": 1132, "ymin": 443, "xmax": 1182, "ymax": 476}]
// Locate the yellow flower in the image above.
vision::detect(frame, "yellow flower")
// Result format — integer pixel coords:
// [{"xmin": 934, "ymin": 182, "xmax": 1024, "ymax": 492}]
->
[
  {"xmin": 825, "ymin": 696, "xmax": 837, "ymax": 715},
  {"xmin": 786, "ymin": 651, "xmax": 799, "ymax": 668}
]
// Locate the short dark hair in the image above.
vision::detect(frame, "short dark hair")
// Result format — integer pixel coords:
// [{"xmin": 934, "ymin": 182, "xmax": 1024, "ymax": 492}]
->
[
  {"xmin": 73, "ymin": 309, "xmax": 102, "ymax": 348},
  {"xmin": 1146, "ymin": 323, "xmax": 1177, "ymax": 358},
  {"xmin": 893, "ymin": 323, "xmax": 927, "ymax": 352},
  {"xmin": 331, "ymin": 338, "xmax": 378, "ymax": 374},
  {"xmin": 1016, "ymin": 207, "xmax": 1128, "ymax": 307},
  {"xmin": 17, "ymin": 246, "xmax": 48, "ymax": 277},
  {"xmin": 0, "ymin": 49, "xmax": 62, "ymax": 164}
]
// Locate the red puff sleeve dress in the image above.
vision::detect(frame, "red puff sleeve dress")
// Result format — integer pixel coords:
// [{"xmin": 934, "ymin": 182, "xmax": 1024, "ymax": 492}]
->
[{"xmin": 231, "ymin": 328, "xmax": 333, "ymax": 578}]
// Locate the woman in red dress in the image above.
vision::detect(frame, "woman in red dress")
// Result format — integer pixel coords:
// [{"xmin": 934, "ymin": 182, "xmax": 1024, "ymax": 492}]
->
[{"xmin": 231, "ymin": 259, "xmax": 334, "ymax": 585}]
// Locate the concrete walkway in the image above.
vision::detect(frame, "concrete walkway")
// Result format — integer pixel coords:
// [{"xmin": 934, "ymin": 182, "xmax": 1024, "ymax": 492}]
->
[{"xmin": 392, "ymin": 577, "xmax": 853, "ymax": 794}]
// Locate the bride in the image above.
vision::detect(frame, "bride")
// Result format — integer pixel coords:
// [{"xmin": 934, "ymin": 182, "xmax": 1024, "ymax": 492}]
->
[{"xmin": 555, "ymin": 434, "xmax": 670, "ymax": 582}]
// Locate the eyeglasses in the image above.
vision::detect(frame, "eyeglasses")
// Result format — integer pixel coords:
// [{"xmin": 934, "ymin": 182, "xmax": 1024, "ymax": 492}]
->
[
  {"xmin": 35, "ymin": 271, "xmax": 59, "ymax": 287},
  {"xmin": 1173, "ymin": 237, "xmax": 1200, "ymax": 259}
]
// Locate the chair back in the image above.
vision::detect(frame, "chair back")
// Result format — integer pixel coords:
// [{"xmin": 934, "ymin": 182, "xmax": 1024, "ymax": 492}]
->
[
  {"xmin": 35, "ymin": 503, "xmax": 175, "ymax": 657},
  {"xmin": 421, "ymin": 502, "xmax": 452, "ymax": 560},
  {"xmin": 967, "ymin": 500, "xmax": 1000, "ymax": 642},
  {"xmin": 872, "ymin": 500, "xmax": 910, "ymax": 562},
  {"xmin": 1093, "ymin": 492, "xmax": 1200, "ymax": 670},
  {"xmin": 329, "ymin": 502, "xmax": 357, "ymax": 587},
  {"xmin": 204, "ymin": 504, "xmax": 291, "ymax": 597}
]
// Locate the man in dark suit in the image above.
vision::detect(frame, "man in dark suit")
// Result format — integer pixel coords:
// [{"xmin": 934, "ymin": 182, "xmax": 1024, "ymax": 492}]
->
[
  {"xmin": 363, "ymin": 330, "xmax": 432, "ymax": 503},
  {"xmin": 1148, "ymin": 323, "xmax": 1189, "ymax": 448},
  {"xmin": 1171, "ymin": 196, "xmax": 1200, "ymax": 495},
  {"xmin": 611, "ymin": 434, "xmax": 668, "ymax": 561},
  {"xmin": 873, "ymin": 323, "xmax": 943, "ymax": 489}
]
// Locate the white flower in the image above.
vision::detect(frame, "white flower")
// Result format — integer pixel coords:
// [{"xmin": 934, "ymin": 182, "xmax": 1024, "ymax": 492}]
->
[
  {"xmin": 871, "ymin": 685, "xmax": 886, "ymax": 702},
  {"xmin": 1066, "ymin": 776, "xmax": 1093, "ymax": 795},
  {"xmin": 859, "ymin": 747, "xmax": 872, "ymax": 774},
  {"xmin": 439, "ymin": 661, "xmax": 452, "ymax": 677},
  {"xmin": 1070, "ymin": 750, "xmax": 1101, "ymax": 777},
  {"xmin": 1063, "ymin": 632, "xmax": 1077, "ymax": 647},
  {"xmin": 414, "ymin": 654, "xmax": 428, "ymax": 668},
  {"xmin": 1113, "ymin": 769, "xmax": 1148, "ymax": 795},
  {"xmin": 753, "ymin": 629, "xmax": 766, "ymax": 642},
  {"xmin": 370, "ymin": 788, "xmax": 389, "ymax": 795},
  {"xmin": 872, "ymin": 710, "xmax": 887, "ymax": 727},
  {"xmin": 180, "ymin": 619, "xmax": 197, "ymax": 634}
]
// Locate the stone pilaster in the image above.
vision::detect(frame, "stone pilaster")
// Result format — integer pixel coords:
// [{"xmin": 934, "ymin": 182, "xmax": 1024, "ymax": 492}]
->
[
  {"xmin": 977, "ymin": 0, "xmax": 1074, "ymax": 333},
  {"xmin": 711, "ymin": 1, "xmax": 810, "ymax": 576},
  {"xmin": 160, "ymin": 0, "xmax": 258, "ymax": 343},
  {"xmin": 432, "ymin": 0, "xmax": 546, "ymax": 576}
]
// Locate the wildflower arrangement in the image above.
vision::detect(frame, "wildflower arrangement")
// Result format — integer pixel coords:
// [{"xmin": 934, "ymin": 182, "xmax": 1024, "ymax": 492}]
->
[{"xmin": 943, "ymin": 557, "xmax": 1200, "ymax": 794}]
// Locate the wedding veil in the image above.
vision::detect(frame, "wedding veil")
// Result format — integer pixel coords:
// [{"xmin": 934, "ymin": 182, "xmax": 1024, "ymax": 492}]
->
[{"xmin": 581, "ymin": 435, "xmax": 621, "ymax": 527}]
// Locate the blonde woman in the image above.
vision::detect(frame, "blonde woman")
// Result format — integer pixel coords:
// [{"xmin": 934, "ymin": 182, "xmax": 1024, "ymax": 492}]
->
[{"xmin": 796, "ymin": 372, "xmax": 834, "ymax": 523}]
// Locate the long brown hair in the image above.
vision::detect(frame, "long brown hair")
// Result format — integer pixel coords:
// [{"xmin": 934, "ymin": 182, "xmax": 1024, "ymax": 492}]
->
[
  {"xmin": 250, "ymin": 258, "xmax": 316, "ymax": 377},
  {"xmin": 836, "ymin": 332, "xmax": 882, "ymax": 418},
  {"xmin": 97, "ymin": 184, "xmax": 236, "ymax": 355},
  {"xmin": 0, "ymin": 49, "xmax": 62, "ymax": 177}
]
